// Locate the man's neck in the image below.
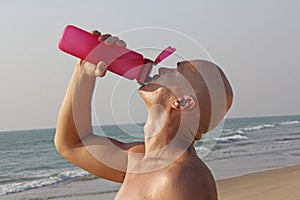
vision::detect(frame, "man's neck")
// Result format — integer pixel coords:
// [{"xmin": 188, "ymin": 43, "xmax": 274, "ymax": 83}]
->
[
  {"xmin": 126, "ymin": 115, "xmax": 196, "ymax": 173},
  {"xmin": 143, "ymin": 115, "xmax": 195, "ymax": 156}
]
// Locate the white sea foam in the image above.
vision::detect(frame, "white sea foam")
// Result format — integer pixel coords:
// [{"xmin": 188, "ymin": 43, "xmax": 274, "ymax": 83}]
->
[
  {"xmin": 221, "ymin": 129, "xmax": 233, "ymax": 133},
  {"xmin": 234, "ymin": 120, "xmax": 299, "ymax": 134},
  {"xmin": 279, "ymin": 121, "xmax": 299, "ymax": 125},
  {"xmin": 0, "ymin": 169, "xmax": 91, "ymax": 196},
  {"xmin": 217, "ymin": 135, "xmax": 249, "ymax": 143},
  {"xmin": 241, "ymin": 124, "xmax": 275, "ymax": 132},
  {"xmin": 195, "ymin": 146, "xmax": 211, "ymax": 158}
]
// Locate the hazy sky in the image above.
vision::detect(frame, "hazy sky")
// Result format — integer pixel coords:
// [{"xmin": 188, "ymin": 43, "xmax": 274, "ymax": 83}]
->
[{"xmin": 0, "ymin": 0, "xmax": 299, "ymax": 131}]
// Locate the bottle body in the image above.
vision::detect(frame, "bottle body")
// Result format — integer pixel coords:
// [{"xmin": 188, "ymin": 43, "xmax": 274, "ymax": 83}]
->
[
  {"xmin": 59, "ymin": 25, "xmax": 147, "ymax": 82},
  {"xmin": 59, "ymin": 25, "xmax": 176, "ymax": 84}
]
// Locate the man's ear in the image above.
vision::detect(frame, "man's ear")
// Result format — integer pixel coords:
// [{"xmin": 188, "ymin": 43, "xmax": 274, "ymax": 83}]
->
[{"xmin": 171, "ymin": 96, "xmax": 196, "ymax": 111}]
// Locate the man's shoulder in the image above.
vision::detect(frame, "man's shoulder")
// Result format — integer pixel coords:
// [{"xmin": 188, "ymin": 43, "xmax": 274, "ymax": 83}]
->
[
  {"xmin": 153, "ymin": 158, "xmax": 217, "ymax": 200},
  {"xmin": 166, "ymin": 155, "xmax": 210, "ymax": 181}
]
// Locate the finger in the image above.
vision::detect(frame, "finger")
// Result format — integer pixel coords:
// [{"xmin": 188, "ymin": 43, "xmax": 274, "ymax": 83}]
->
[
  {"xmin": 95, "ymin": 61, "xmax": 108, "ymax": 77},
  {"xmin": 99, "ymin": 69, "xmax": 107, "ymax": 77},
  {"xmin": 104, "ymin": 36, "xmax": 119, "ymax": 46},
  {"xmin": 77, "ymin": 59, "xmax": 84, "ymax": 66},
  {"xmin": 91, "ymin": 30, "xmax": 101, "ymax": 36},
  {"xmin": 115, "ymin": 39, "xmax": 127, "ymax": 47},
  {"xmin": 99, "ymin": 34, "xmax": 112, "ymax": 42}
]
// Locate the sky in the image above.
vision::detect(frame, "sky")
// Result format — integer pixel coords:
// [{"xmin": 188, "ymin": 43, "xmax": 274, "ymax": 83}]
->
[{"xmin": 0, "ymin": 0, "xmax": 299, "ymax": 131}]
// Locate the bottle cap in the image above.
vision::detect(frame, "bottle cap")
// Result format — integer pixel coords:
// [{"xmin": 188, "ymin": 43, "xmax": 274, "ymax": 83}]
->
[
  {"xmin": 154, "ymin": 46, "xmax": 176, "ymax": 64},
  {"xmin": 137, "ymin": 46, "xmax": 176, "ymax": 84}
]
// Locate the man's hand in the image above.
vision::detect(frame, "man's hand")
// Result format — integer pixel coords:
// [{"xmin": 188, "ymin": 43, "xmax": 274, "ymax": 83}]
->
[{"xmin": 78, "ymin": 30, "xmax": 127, "ymax": 78}]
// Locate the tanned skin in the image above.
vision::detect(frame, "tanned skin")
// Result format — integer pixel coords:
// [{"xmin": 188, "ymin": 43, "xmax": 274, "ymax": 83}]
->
[{"xmin": 55, "ymin": 31, "xmax": 233, "ymax": 200}]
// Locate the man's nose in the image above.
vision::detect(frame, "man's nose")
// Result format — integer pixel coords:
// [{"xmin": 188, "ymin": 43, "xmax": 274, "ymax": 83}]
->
[{"xmin": 159, "ymin": 67, "xmax": 173, "ymax": 75}]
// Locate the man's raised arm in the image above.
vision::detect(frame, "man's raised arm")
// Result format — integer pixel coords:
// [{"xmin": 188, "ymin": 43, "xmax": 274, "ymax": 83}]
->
[{"xmin": 54, "ymin": 32, "xmax": 143, "ymax": 183}]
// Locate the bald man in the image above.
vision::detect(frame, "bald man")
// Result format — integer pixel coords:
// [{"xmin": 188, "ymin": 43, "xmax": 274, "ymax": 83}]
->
[{"xmin": 55, "ymin": 31, "xmax": 233, "ymax": 200}]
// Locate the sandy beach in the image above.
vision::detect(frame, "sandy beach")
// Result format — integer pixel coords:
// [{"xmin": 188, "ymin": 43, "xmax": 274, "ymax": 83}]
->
[{"xmin": 217, "ymin": 165, "xmax": 300, "ymax": 200}]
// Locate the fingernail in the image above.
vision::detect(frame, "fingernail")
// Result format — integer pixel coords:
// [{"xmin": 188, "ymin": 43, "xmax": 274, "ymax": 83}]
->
[
  {"xmin": 95, "ymin": 68, "xmax": 101, "ymax": 76},
  {"xmin": 98, "ymin": 61, "xmax": 107, "ymax": 68},
  {"xmin": 104, "ymin": 36, "xmax": 119, "ymax": 46},
  {"xmin": 100, "ymin": 34, "xmax": 111, "ymax": 42},
  {"xmin": 95, "ymin": 61, "xmax": 106, "ymax": 76},
  {"xmin": 104, "ymin": 38, "xmax": 113, "ymax": 46},
  {"xmin": 116, "ymin": 40, "xmax": 126, "ymax": 47},
  {"xmin": 91, "ymin": 30, "xmax": 101, "ymax": 36}
]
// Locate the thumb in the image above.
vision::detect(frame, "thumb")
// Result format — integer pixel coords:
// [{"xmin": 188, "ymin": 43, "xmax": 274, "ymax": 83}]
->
[{"xmin": 95, "ymin": 61, "xmax": 108, "ymax": 77}]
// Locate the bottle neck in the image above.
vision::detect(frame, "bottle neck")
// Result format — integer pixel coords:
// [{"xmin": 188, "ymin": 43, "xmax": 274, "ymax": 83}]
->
[{"xmin": 137, "ymin": 59, "xmax": 154, "ymax": 85}]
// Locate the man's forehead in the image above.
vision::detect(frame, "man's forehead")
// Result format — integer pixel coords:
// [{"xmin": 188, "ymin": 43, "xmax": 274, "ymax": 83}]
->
[
  {"xmin": 177, "ymin": 60, "xmax": 193, "ymax": 69},
  {"xmin": 178, "ymin": 59, "xmax": 215, "ymax": 68},
  {"xmin": 177, "ymin": 60, "xmax": 200, "ymax": 75},
  {"xmin": 178, "ymin": 60, "xmax": 216, "ymax": 80}
]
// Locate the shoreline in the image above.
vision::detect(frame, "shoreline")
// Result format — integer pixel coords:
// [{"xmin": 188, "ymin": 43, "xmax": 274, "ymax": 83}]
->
[
  {"xmin": 217, "ymin": 165, "xmax": 300, "ymax": 200},
  {"xmin": 2, "ymin": 165, "xmax": 299, "ymax": 200}
]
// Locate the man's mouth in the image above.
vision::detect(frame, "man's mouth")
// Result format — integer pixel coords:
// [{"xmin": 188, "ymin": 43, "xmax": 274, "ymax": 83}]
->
[
  {"xmin": 141, "ymin": 73, "xmax": 160, "ymax": 86},
  {"xmin": 139, "ymin": 78, "xmax": 162, "ymax": 92},
  {"xmin": 151, "ymin": 74, "xmax": 160, "ymax": 81}
]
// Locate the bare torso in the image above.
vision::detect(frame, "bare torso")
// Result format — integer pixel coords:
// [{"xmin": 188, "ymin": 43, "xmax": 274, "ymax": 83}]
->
[{"xmin": 115, "ymin": 147, "xmax": 217, "ymax": 200}]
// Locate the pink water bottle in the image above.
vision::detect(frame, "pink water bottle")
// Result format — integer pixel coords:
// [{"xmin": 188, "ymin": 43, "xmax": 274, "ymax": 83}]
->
[{"xmin": 58, "ymin": 25, "xmax": 176, "ymax": 84}]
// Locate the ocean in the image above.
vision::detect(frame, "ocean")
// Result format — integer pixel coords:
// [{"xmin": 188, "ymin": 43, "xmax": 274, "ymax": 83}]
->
[{"xmin": 1, "ymin": 115, "xmax": 300, "ymax": 199}]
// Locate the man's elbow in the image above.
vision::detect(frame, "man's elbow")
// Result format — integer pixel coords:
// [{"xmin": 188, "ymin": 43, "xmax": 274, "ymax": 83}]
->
[{"xmin": 54, "ymin": 131, "xmax": 72, "ymax": 158}]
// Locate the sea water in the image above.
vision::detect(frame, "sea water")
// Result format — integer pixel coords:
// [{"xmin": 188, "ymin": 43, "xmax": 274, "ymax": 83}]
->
[{"xmin": 0, "ymin": 115, "xmax": 300, "ymax": 198}]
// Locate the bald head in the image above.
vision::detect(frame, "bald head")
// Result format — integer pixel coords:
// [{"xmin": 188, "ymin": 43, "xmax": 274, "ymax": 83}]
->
[{"xmin": 177, "ymin": 60, "xmax": 233, "ymax": 139}]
